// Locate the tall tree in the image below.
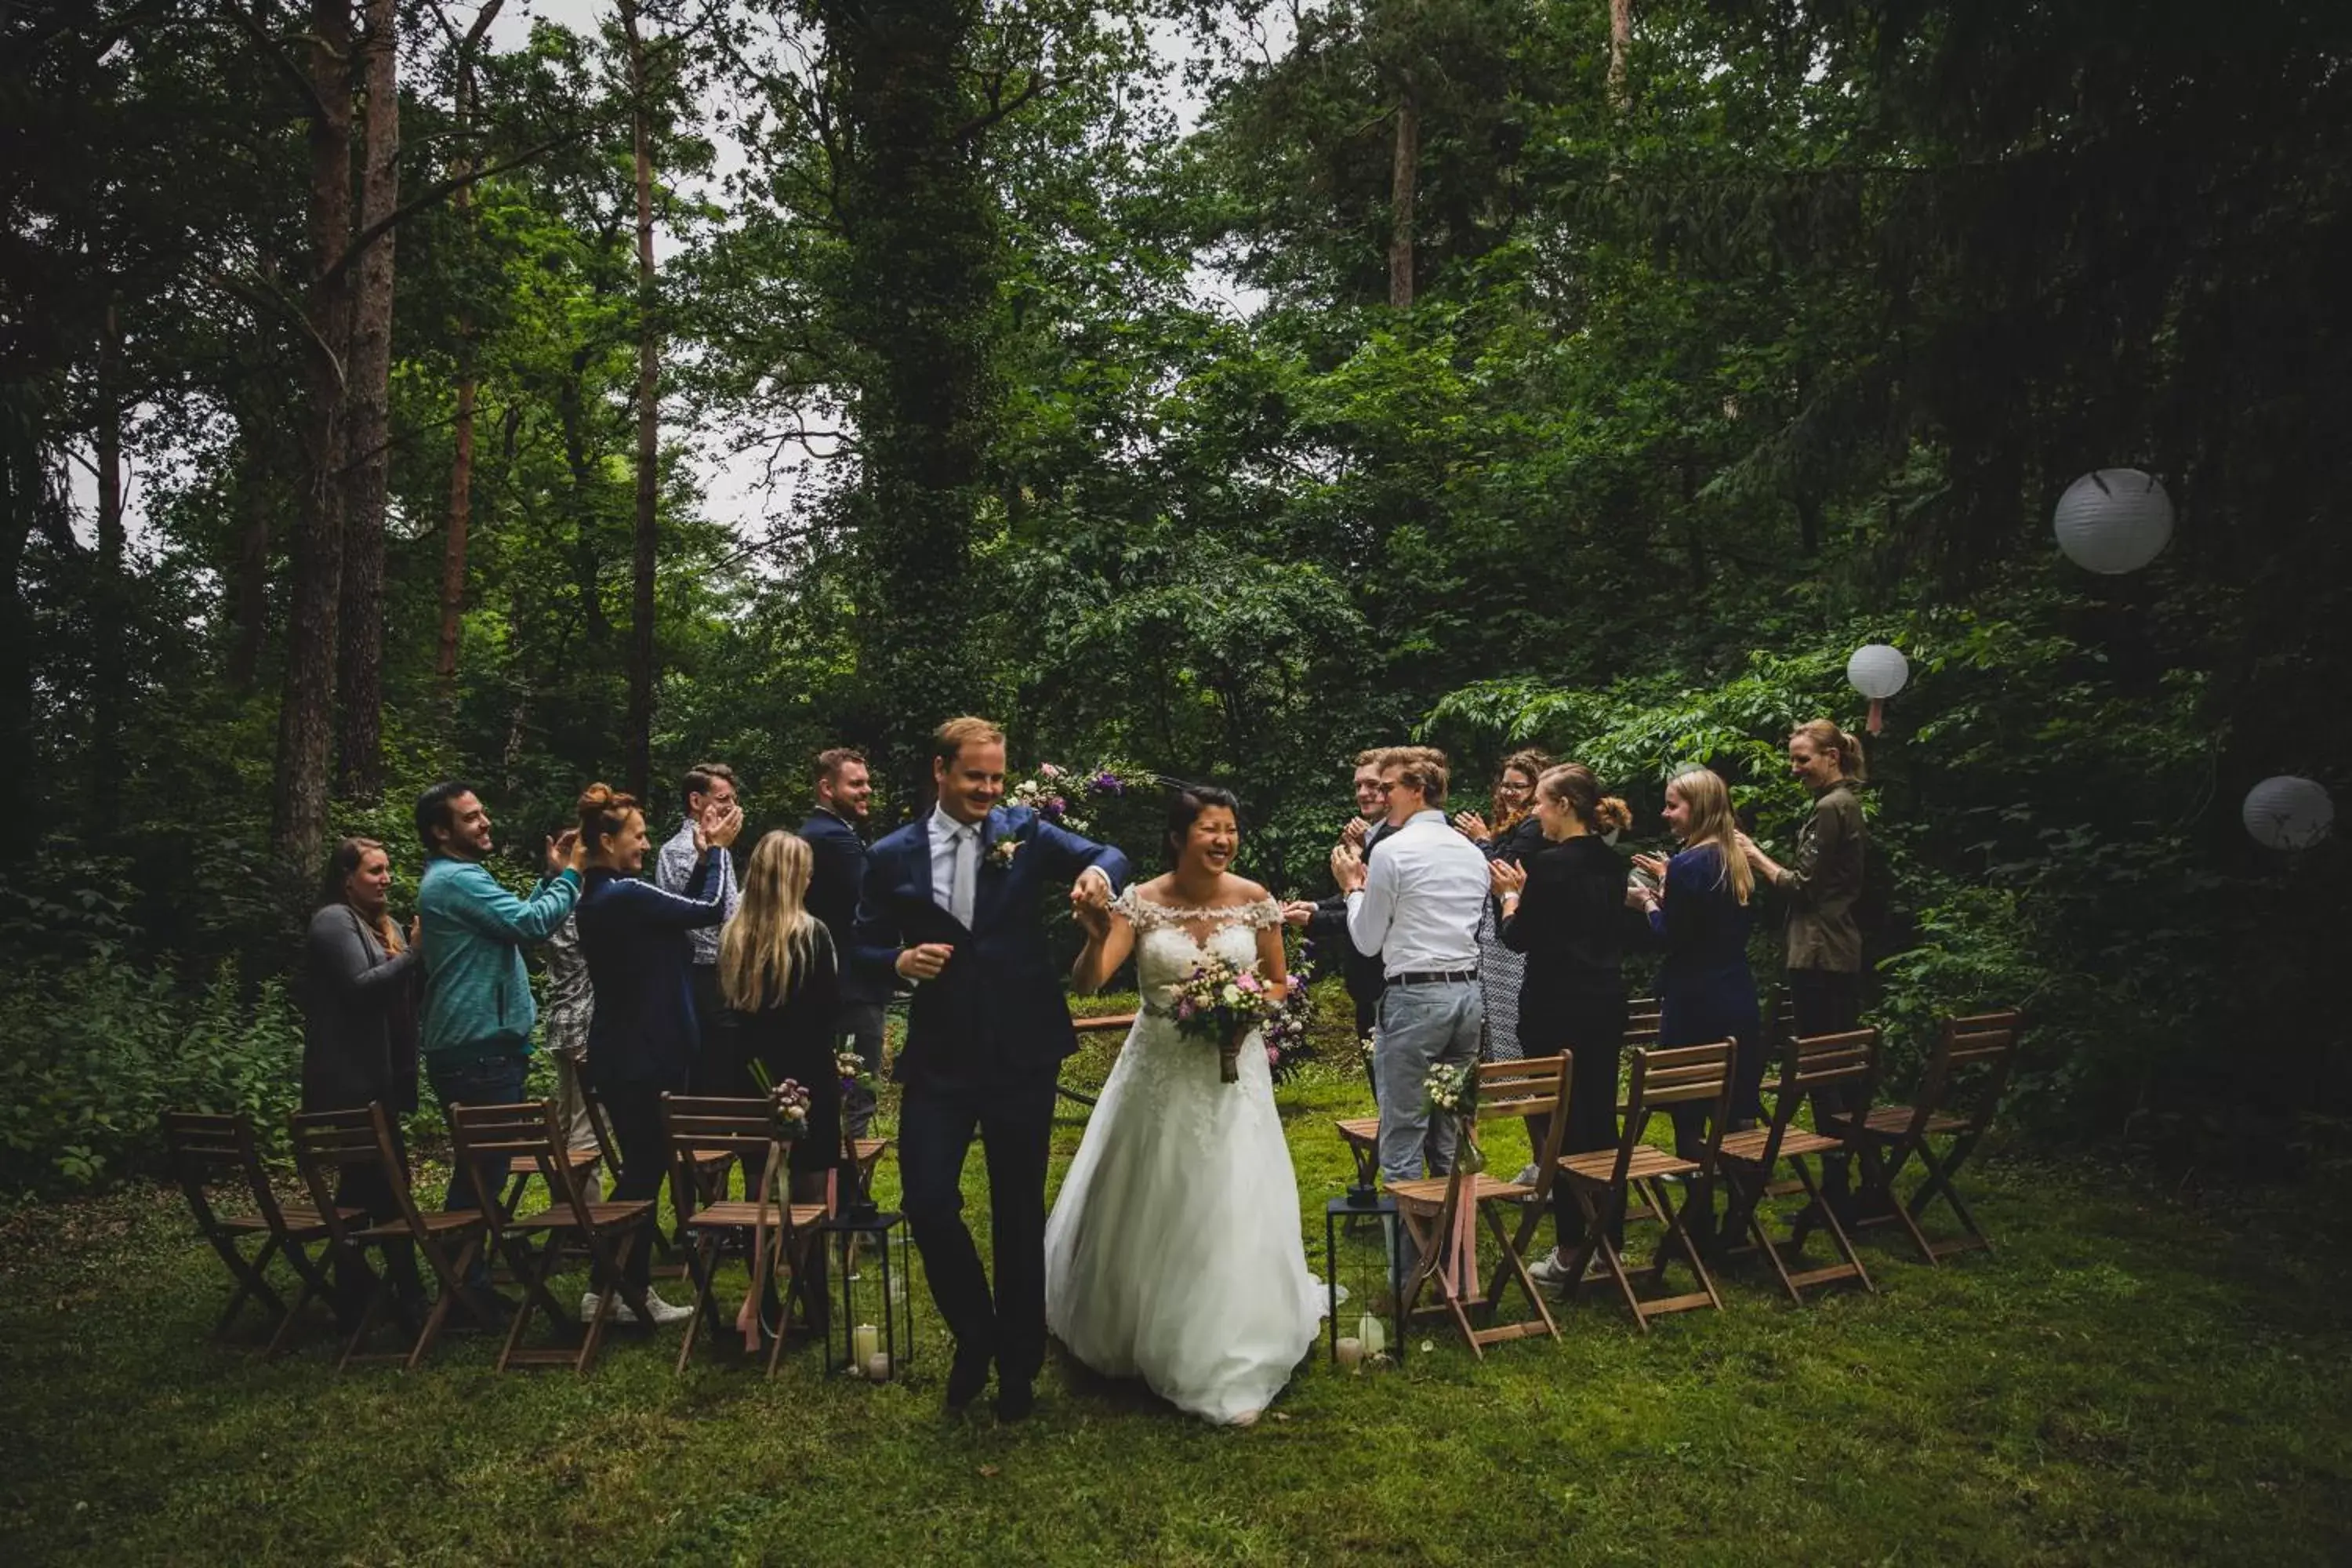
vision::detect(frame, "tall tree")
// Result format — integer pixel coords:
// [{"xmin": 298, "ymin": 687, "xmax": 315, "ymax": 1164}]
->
[
  {"xmin": 619, "ymin": 0, "xmax": 662, "ymax": 802},
  {"xmin": 335, "ymin": 0, "xmax": 401, "ymax": 800},
  {"xmin": 271, "ymin": 0, "xmax": 355, "ymax": 869},
  {"xmin": 435, "ymin": 0, "xmax": 506, "ymax": 697}
]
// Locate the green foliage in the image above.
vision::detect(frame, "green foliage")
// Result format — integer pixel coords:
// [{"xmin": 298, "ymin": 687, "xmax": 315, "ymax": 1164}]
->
[{"xmin": 0, "ymin": 960, "xmax": 300, "ymax": 1195}]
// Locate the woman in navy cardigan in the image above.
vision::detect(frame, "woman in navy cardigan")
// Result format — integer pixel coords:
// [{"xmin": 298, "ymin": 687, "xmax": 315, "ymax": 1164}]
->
[
  {"xmin": 1630, "ymin": 766, "xmax": 1762, "ymax": 1160},
  {"xmin": 574, "ymin": 782, "xmax": 742, "ymax": 1324}
]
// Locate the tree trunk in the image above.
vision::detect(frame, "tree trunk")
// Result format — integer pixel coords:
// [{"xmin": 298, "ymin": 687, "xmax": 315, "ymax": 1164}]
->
[
  {"xmin": 437, "ymin": 0, "xmax": 503, "ymax": 699},
  {"xmin": 621, "ymin": 0, "xmax": 659, "ymax": 804},
  {"xmin": 1389, "ymin": 86, "xmax": 1417, "ymax": 309},
  {"xmin": 335, "ymin": 0, "xmax": 399, "ymax": 801},
  {"xmin": 271, "ymin": 0, "xmax": 355, "ymax": 873},
  {"xmin": 1608, "ymin": 0, "xmax": 1632, "ymax": 112},
  {"xmin": 93, "ymin": 302, "xmax": 125, "ymax": 834},
  {"xmin": 228, "ymin": 411, "xmax": 273, "ymax": 690}
]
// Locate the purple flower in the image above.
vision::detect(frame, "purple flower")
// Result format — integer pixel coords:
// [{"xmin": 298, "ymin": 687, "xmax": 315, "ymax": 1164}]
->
[{"xmin": 1091, "ymin": 772, "xmax": 1123, "ymax": 796}]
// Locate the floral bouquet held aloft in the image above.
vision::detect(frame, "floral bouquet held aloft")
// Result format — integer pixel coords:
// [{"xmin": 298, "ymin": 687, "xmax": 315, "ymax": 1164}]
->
[{"xmin": 1165, "ymin": 954, "xmax": 1287, "ymax": 1083}]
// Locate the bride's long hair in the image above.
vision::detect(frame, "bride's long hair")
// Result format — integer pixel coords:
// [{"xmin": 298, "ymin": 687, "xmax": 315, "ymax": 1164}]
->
[
  {"xmin": 1162, "ymin": 782, "xmax": 1246, "ymax": 873},
  {"xmin": 719, "ymin": 831, "xmax": 829, "ymax": 1012}
]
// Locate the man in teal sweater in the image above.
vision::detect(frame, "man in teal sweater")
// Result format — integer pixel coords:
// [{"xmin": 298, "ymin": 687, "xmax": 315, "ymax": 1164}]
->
[{"xmin": 415, "ymin": 782, "xmax": 586, "ymax": 1256}]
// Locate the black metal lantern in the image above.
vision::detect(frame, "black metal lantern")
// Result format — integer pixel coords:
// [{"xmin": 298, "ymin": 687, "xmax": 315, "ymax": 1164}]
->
[
  {"xmin": 1323, "ymin": 1185, "xmax": 1406, "ymax": 1371},
  {"xmin": 815, "ymin": 1206, "xmax": 915, "ymax": 1381}
]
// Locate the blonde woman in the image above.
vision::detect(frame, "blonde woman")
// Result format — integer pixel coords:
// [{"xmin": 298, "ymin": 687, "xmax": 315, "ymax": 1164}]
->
[
  {"xmin": 720, "ymin": 830, "xmax": 845, "ymax": 1192},
  {"xmin": 1630, "ymin": 766, "xmax": 1762, "ymax": 1146}
]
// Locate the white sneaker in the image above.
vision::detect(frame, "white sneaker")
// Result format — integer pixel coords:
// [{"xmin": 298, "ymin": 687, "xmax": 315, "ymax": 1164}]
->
[{"xmin": 579, "ymin": 1290, "xmax": 694, "ymax": 1327}]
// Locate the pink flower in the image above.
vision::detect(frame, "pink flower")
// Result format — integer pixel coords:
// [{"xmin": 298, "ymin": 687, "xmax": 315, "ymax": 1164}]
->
[{"xmin": 1265, "ymin": 1044, "xmax": 1279, "ymax": 1065}]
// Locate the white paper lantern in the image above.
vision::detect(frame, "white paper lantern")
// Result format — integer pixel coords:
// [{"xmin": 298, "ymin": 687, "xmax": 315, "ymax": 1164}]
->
[
  {"xmin": 2242, "ymin": 775, "xmax": 2334, "ymax": 851},
  {"xmin": 1846, "ymin": 642, "xmax": 1908, "ymax": 735},
  {"xmin": 2053, "ymin": 468, "xmax": 2173, "ymax": 575}
]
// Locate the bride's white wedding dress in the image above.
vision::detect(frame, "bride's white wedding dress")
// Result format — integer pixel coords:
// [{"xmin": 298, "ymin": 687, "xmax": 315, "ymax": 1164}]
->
[{"xmin": 1044, "ymin": 887, "xmax": 1323, "ymax": 1425}]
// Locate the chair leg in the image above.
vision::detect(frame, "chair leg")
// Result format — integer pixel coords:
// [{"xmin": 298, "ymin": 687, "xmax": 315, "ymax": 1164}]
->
[
  {"xmin": 1907, "ymin": 1138, "xmax": 1992, "ymax": 1257},
  {"xmin": 263, "ymin": 1240, "xmax": 332, "ymax": 1360},
  {"xmin": 1646, "ymin": 1177, "xmax": 1724, "ymax": 1314},
  {"xmin": 675, "ymin": 1230, "xmax": 724, "ymax": 1376},
  {"xmin": 406, "ymin": 1235, "xmax": 483, "ymax": 1371},
  {"xmin": 211, "ymin": 1233, "xmax": 287, "ymax": 1343},
  {"xmin": 1788, "ymin": 1156, "xmax": 1874, "ymax": 1294},
  {"xmin": 337, "ymin": 1258, "xmax": 394, "ymax": 1373},
  {"xmin": 1479, "ymin": 1199, "xmax": 1559, "ymax": 1341}
]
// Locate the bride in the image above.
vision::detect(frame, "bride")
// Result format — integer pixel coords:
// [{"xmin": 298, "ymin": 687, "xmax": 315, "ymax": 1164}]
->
[{"xmin": 1045, "ymin": 783, "xmax": 1323, "ymax": 1425}]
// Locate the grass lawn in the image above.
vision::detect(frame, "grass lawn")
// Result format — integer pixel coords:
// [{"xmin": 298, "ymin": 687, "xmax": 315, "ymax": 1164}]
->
[{"xmin": 4, "ymin": 995, "xmax": 2348, "ymax": 1566}]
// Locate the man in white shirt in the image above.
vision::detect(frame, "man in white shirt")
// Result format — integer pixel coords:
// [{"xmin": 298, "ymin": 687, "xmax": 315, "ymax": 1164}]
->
[
  {"xmin": 1333, "ymin": 746, "xmax": 1489, "ymax": 1185},
  {"xmin": 655, "ymin": 761, "xmax": 742, "ymax": 1090}
]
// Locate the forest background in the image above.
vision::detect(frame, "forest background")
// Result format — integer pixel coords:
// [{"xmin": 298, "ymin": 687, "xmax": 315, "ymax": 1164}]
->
[{"xmin": 3, "ymin": 0, "xmax": 2347, "ymax": 1196}]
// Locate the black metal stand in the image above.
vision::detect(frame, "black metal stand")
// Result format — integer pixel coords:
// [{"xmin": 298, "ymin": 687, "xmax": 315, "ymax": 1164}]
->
[
  {"xmin": 1323, "ymin": 1187, "xmax": 1406, "ymax": 1366},
  {"xmin": 816, "ymin": 1208, "xmax": 914, "ymax": 1377}
]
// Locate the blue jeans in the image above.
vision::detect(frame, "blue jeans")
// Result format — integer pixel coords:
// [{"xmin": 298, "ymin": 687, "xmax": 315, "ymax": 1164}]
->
[
  {"xmin": 425, "ymin": 1052, "xmax": 528, "ymax": 1291},
  {"xmin": 1374, "ymin": 980, "xmax": 1483, "ymax": 1184}
]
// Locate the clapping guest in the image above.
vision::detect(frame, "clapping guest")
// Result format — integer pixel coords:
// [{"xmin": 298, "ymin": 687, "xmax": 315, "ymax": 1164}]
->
[
  {"xmin": 1457, "ymin": 750, "xmax": 1551, "ymax": 1072},
  {"xmin": 301, "ymin": 837, "xmax": 426, "ymax": 1328},
  {"xmin": 1488, "ymin": 767, "xmax": 1642, "ymax": 1287},
  {"xmin": 800, "ymin": 748, "xmax": 885, "ymax": 1138},
  {"xmin": 1738, "ymin": 719, "xmax": 1870, "ymax": 1214},
  {"xmin": 655, "ymin": 762, "xmax": 742, "ymax": 1092},
  {"xmin": 1283, "ymin": 750, "xmax": 1395, "ymax": 1095},
  {"xmin": 1628, "ymin": 768, "xmax": 1762, "ymax": 1214},
  {"xmin": 574, "ymin": 782, "xmax": 742, "ymax": 1327}
]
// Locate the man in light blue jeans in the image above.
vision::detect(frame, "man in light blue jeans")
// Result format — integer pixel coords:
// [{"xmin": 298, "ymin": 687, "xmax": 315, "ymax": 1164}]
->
[{"xmin": 1333, "ymin": 746, "xmax": 1491, "ymax": 1280}]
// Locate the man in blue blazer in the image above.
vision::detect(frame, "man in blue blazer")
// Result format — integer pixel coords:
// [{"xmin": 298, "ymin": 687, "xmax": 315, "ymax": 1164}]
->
[{"xmin": 852, "ymin": 717, "xmax": 1130, "ymax": 1420}]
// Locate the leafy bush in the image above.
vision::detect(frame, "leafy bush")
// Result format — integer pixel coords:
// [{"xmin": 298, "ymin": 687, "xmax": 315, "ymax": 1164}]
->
[{"xmin": 0, "ymin": 959, "xmax": 301, "ymax": 1195}]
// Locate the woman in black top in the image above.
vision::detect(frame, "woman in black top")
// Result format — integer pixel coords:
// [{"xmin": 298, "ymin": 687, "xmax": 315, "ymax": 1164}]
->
[
  {"xmin": 1456, "ymin": 749, "xmax": 1551, "ymax": 1066},
  {"xmin": 1490, "ymin": 764, "xmax": 1640, "ymax": 1279},
  {"xmin": 301, "ymin": 837, "xmax": 425, "ymax": 1326},
  {"xmin": 717, "ymin": 829, "xmax": 844, "ymax": 1336}
]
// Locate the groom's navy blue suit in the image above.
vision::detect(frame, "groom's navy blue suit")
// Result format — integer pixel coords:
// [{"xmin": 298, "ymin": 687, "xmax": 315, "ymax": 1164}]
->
[{"xmin": 852, "ymin": 804, "xmax": 1129, "ymax": 1389}]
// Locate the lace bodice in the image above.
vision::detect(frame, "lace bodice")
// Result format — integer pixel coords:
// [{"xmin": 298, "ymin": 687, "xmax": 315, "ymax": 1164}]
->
[{"xmin": 1113, "ymin": 886, "xmax": 1283, "ymax": 996}]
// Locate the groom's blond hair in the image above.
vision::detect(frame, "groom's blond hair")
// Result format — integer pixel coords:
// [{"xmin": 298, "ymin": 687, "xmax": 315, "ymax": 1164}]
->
[{"xmin": 933, "ymin": 716, "xmax": 1006, "ymax": 767}]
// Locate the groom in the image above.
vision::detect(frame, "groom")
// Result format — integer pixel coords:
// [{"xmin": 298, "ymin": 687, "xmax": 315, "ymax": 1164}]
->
[{"xmin": 853, "ymin": 717, "xmax": 1130, "ymax": 1419}]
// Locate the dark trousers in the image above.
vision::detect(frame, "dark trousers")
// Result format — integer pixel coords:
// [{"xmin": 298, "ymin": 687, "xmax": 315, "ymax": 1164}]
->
[
  {"xmin": 1522, "ymin": 989, "xmax": 1628, "ymax": 1252},
  {"xmin": 426, "ymin": 1052, "xmax": 528, "ymax": 1291},
  {"xmin": 330, "ymin": 1121, "xmax": 422, "ymax": 1323},
  {"xmin": 1789, "ymin": 967, "xmax": 1866, "ymax": 1200},
  {"xmin": 837, "ymin": 1001, "xmax": 887, "ymax": 1140},
  {"xmin": 898, "ymin": 1065, "xmax": 1057, "ymax": 1385},
  {"xmin": 688, "ymin": 966, "xmax": 734, "ymax": 1094},
  {"xmin": 592, "ymin": 1077, "xmax": 670, "ymax": 1295}
]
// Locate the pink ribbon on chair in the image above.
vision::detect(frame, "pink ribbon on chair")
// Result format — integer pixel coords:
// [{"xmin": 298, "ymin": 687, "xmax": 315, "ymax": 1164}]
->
[{"xmin": 1440, "ymin": 1128, "xmax": 1481, "ymax": 1298}]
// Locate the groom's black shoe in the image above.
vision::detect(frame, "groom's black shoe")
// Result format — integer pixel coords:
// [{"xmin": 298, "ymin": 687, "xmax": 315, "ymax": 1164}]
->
[
  {"xmin": 945, "ymin": 1348, "xmax": 991, "ymax": 1412},
  {"xmin": 994, "ymin": 1380, "xmax": 1036, "ymax": 1423}
]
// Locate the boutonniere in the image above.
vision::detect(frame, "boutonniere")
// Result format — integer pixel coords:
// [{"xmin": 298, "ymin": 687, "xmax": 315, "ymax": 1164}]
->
[{"xmin": 985, "ymin": 836, "xmax": 1022, "ymax": 872}]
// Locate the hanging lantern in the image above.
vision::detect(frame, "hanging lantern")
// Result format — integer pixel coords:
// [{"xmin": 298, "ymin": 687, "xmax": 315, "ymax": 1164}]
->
[
  {"xmin": 2053, "ymin": 468, "xmax": 2174, "ymax": 575},
  {"xmin": 2242, "ymin": 776, "xmax": 2335, "ymax": 851},
  {"xmin": 1846, "ymin": 643, "xmax": 1909, "ymax": 735}
]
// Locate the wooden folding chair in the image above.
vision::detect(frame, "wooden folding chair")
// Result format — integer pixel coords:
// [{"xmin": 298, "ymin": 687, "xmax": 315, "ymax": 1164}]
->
[
  {"xmin": 1389, "ymin": 1056, "xmax": 1571, "ymax": 1356},
  {"xmin": 448, "ymin": 1100, "xmax": 658, "ymax": 1374},
  {"xmin": 1624, "ymin": 996, "xmax": 1663, "ymax": 1048},
  {"xmin": 1827, "ymin": 1009, "xmax": 2023, "ymax": 1264},
  {"xmin": 663, "ymin": 1093, "xmax": 829, "ymax": 1375},
  {"xmin": 289, "ymin": 1104, "xmax": 491, "ymax": 1370},
  {"xmin": 1334, "ymin": 1116, "xmax": 1381, "ymax": 1192},
  {"xmin": 162, "ymin": 1109, "xmax": 348, "ymax": 1357},
  {"xmin": 1553, "ymin": 1041, "xmax": 1733, "ymax": 1330},
  {"xmin": 1718, "ymin": 1029, "xmax": 1878, "ymax": 1303}
]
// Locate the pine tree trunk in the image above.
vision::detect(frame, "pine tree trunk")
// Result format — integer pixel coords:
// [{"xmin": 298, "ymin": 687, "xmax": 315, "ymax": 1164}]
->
[
  {"xmin": 437, "ymin": 0, "xmax": 503, "ymax": 699},
  {"xmin": 271, "ymin": 0, "xmax": 355, "ymax": 872},
  {"xmin": 93, "ymin": 302, "xmax": 125, "ymax": 834},
  {"xmin": 621, "ymin": 0, "xmax": 659, "ymax": 804},
  {"xmin": 335, "ymin": 0, "xmax": 399, "ymax": 801},
  {"xmin": 1389, "ymin": 87, "xmax": 1417, "ymax": 309},
  {"xmin": 1608, "ymin": 0, "xmax": 1632, "ymax": 112},
  {"xmin": 228, "ymin": 401, "xmax": 273, "ymax": 691}
]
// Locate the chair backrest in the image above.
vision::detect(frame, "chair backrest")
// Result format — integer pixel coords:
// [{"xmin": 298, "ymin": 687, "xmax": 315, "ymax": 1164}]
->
[
  {"xmin": 1915, "ymin": 1010, "xmax": 2024, "ymax": 1137},
  {"xmin": 162, "ymin": 1109, "xmax": 283, "ymax": 1235},
  {"xmin": 1753, "ymin": 1028, "xmax": 1879, "ymax": 1166},
  {"xmin": 661, "ymin": 1093, "xmax": 789, "ymax": 1210},
  {"xmin": 448, "ymin": 1100, "xmax": 583, "ymax": 1231},
  {"xmin": 1475, "ymin": 1053, "xmax": 1572, "ymax": 1195},
  {"xmin": 1768, "ymin": 985, "xmax": 1798, "ymax": 1050},
  {"xmin": 1611, "ymin": 1040, "xmax": 1735, "ymax": 1181},
  {"xmin": 288, "ymin": 1104, "xmax": 402, "ymax": 1247},
  {"xmin": 1624, "ymin": 996, "xmax": 1663, "ymax": 1049}
]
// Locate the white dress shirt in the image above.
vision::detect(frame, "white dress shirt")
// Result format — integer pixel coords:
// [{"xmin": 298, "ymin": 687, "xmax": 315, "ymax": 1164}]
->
[
  {"xmin": 928, "ymin": 804, "xmax": 982, "ymax": 928},
  {"xmin": 1345, "ymin": 809, "xmax": 1487, "ymax": 977}
]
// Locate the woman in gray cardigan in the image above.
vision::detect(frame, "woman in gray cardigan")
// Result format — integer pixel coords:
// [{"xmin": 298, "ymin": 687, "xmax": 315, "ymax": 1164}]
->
[{"xmin": 303, "ymin": 837, "xmax": 426, "ymax": 1325}]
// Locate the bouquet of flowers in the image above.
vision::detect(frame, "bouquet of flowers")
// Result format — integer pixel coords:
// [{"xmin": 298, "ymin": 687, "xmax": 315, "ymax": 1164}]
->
[
  {"xmin": 746, "ymin": 1062, "xmax": 814, "ymax": 1140},
  {"xmin": 1165, "ymin": 954, "xmax": 1287, "ymax": 1083},
  {"xmin": 1422, "ymin": 1061, "xmax": 1483, "ymax": 1173},
  {"xmin": 836, "ymin": 1046, "xmax": 877, "ymax": 1098},
  {"xmin": 1005, "ymin": 759, "xmax": 1156, "ymax": 838},
  {"xmin": 1261, "ymin": 936, "xmax": 1320, "ymax": 1085}
]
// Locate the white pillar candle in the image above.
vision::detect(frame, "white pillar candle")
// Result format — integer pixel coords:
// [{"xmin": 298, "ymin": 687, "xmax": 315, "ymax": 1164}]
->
[
  {"xmin": 1335, "ymin": 1337, "xmax": 1364, "ymax": 1370},
  {"xmin": 864, "ymin": 1351, "xmax": 891, "ymax": 1382},
  {"xmin": 1357, "ymin": 1312, "xmax": 1386, "ymax": 1357},
  {"xmin": 852, "ymin": 1323, "xmax": 880, "ymax": 1363}
]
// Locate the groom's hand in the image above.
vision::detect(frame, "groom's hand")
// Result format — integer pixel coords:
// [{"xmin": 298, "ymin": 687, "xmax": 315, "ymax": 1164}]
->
[
  {"xmin": 896, "ymin": 943, "xmax": 953, "ymax": 982},
  {"xmin": 1281, "ymin": 900, "xmax": 1316, "ymax": 928}
]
